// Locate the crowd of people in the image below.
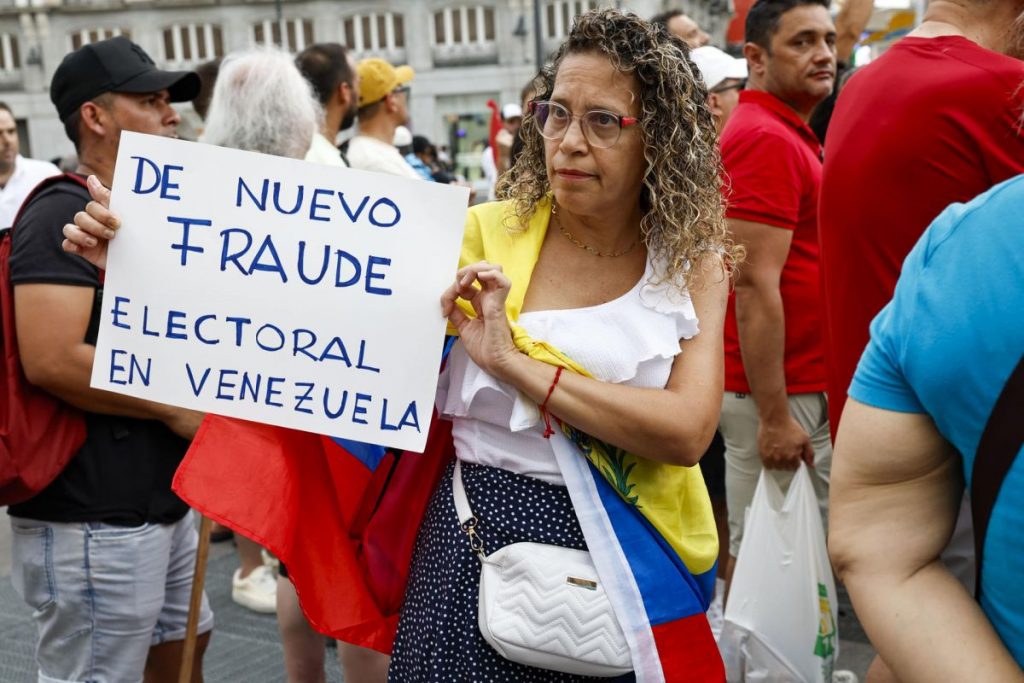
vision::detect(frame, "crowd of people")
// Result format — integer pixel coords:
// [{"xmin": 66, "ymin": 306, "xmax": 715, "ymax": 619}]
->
[{"xmin": 1, "ymin": 0, "xmax": 1022, "ymax": 682}]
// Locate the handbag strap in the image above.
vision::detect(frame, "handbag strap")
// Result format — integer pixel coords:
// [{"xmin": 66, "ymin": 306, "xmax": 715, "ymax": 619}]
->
[
  {"xmin": 453, "ymin": 459, "xmax": 474, "ymax": 523},
  {"xmin": 453, "ymin": 459, "xmax": 487, "ymax": 557}
]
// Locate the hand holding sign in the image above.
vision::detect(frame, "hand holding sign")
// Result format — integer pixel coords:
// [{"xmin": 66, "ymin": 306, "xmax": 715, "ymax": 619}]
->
[
  {"xmin": 88, "ymin": 132, "xmax": 468, "ymax": 451},
  {"xmin": 63, "ymin": 175, "xmax": 119, "ymax": 269}
]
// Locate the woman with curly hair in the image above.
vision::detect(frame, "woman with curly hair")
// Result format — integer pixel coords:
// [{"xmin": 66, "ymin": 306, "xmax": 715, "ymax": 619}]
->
[
  {"xmin": 389, "ymin": 8, "xmax": 737, "ymax": 682},
  {"xmin": 63, "ymin": 9, "xmax": 734, "ymax": 682}
]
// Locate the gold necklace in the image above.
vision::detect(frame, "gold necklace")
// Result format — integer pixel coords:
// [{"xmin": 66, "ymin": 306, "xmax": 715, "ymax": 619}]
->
[{"xmin": 552, "ymin": 203, "xmax": 639, "ymax": 258}]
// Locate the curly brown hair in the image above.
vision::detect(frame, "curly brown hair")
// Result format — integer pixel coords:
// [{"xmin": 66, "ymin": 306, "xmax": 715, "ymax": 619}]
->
[{"xmin": 497, "ymin": 8, "xmax": 740, "ymax": 288}]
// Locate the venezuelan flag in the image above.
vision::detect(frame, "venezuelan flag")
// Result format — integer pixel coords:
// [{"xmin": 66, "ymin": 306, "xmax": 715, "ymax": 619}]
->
[{"xmin": 172, "ymin": 413, "xmax": 453, "ymax": 653}]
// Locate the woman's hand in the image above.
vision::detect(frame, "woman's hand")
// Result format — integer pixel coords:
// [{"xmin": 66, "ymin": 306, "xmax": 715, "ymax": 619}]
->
[
  {"xmin": 441, "ymin": 261, "xmax": 521, "ymax": 379},
  {"xmin": 62, "ymin": 175, "xmax": 119, "ymax": 270}
]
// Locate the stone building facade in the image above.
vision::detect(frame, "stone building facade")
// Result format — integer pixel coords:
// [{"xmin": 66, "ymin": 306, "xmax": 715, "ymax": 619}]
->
[{"xmin": 2, "ymin": 0, "xmax": 736, "ymax": 171}]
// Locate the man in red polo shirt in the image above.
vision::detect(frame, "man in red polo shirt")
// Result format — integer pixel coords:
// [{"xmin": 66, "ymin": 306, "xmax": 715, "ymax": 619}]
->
[
  {"xmin": 719, "ymin": 0, "xmax": 835, "ymax": 592},
  {"xmin": 819, "ymin": 0, "xmax": 1024, "ymax": 439}
]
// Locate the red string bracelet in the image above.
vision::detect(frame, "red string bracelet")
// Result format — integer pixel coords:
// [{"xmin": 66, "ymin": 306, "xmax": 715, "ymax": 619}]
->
[{"xmin": 539, "ymin": 366, "xmax": 563, "ymax": 439}]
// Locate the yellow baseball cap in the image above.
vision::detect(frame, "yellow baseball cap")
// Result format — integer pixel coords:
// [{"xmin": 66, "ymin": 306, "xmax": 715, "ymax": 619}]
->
[{"xmin": 357, "ymin": 58, "xmax": 414, "ymax": 107}]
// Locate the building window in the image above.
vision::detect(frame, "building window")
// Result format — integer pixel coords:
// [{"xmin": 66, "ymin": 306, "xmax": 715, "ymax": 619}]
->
[
  {"xmin": 342, "ymin": 12, "xmax": 406, "ymax": 53},
  {"xmin": 0, "ymin": 33, "xmax": 18, "ymax": 72},
  {"xmin": 252, "ymin": 18, "xmax": 313, "ymax": 52},
  {"xmin": 545, "ymin": 0, "xmax": 599, "ymax": 39},
  {"xmin": 68, "ymin": 27, "xmax": 130, "ymax": 52},
  {"xmin": 163, "ymin": 24, "xmax": 224, "ymax": 64},
  {"xmin": 431, "ymin": 6, "xmax": 496, "ymax": 46}
]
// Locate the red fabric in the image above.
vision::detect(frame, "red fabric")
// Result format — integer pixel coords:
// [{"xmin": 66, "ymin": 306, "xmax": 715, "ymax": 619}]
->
[
  {"xmin": 720, "ymin": 90, "xmax": 827, "ymax": 395},
  {"xmin": 486, "ymin": 100, "xmax": 502, "ymax": 165},
  {"xmin": 819, "ymin": 36, "xmax": 1024, "ymax": 437},
  {"xmin": 172, "ymin": 414, "xmax": 453, "ymax": 653},
  {"xmin": 727, "ymin": 0, "xmax": 755, "ymax": 45},
  {"xmin": 651, "ymin": 614, "xmax": 726, "ymax": 682},
  {"xmin": 0, "ymin": 174, "xmax": 89, "ymax": 505}
]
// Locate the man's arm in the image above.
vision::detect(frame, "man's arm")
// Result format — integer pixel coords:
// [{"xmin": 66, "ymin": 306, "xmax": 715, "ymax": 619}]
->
[
  {"xmin": 730, "ymin": 218, "xmax": 813, "ymax": 469},
  {"xmin": 829, "ymin": 399, "xmax": 1024, "ymax": 683},
  {"xmin": 14, "ymin": 283, "xmax": 203, "ymax": 439},
  {"xmin": 833, "ymin": 0, "xmax": 874, "ymax": 65}
]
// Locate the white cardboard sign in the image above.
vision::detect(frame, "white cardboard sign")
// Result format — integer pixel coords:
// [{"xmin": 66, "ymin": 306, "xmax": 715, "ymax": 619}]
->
[{"xmin": 90, "ymin": 132, "xmax": 468, "ymax": 451}]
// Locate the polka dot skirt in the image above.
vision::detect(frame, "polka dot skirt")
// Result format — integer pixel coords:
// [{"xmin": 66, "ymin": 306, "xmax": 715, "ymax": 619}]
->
[{"xmin": 388, "ymin": 460, "xmax": 636, "ymax": 683}]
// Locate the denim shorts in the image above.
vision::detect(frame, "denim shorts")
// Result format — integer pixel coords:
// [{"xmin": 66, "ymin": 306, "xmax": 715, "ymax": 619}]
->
[{"xmin": 9, "ymin": 510, "xmax": 214, "ymax": 683}]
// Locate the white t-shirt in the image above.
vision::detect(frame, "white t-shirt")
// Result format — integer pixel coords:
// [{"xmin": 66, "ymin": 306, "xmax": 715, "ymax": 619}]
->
[
  {"xmin": 346, "ymin": 135, "xmax": 421, "ymax": 179},
  {"xmin": 0, "ymin": 155, "xmax": 61, "ymax": 228},
  {"xmin": 304, "ymin": 131, "xmax": 347, "ymax": 167},
  {"xmin": 436, "ymin": 257, "xmax": 700, "ymax": 485}
]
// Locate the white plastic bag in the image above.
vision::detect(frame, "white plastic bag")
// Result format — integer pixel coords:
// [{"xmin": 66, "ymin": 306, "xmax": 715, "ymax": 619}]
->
[{"xmin": 719, "ymin": 463, "xmax": 839, "ymax": 683}]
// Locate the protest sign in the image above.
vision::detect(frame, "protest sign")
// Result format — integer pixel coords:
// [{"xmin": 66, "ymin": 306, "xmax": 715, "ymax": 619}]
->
[{"xmin": 90, "ymin": 132, "xmax": 469, "ymax": 451}]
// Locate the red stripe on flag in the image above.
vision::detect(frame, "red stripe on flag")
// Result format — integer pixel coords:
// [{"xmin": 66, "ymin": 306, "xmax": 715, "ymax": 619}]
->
[{"xmin": 651, "ymin": 614, "xmax": 726, "ymax": 682}]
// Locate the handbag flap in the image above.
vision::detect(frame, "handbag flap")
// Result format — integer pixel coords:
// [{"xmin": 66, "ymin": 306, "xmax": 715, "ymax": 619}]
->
[{"xmin": 480, "ymin": 541, "xmax": 631, "ymax": 669}]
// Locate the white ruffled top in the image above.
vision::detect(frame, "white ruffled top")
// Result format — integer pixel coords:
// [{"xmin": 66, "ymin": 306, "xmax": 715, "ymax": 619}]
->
[{"xmin": 436, "ymin": 257, "xmax": 700, "ymax": 485}]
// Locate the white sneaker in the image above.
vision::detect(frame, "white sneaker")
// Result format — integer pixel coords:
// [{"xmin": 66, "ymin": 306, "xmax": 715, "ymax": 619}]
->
[
  {"xmin": 833, "ymin": 671, "xmax": 859, "ymax": 683},
  {"xmin": 232, "ymin": 564, "xmax": 277, "ymax": 614}
]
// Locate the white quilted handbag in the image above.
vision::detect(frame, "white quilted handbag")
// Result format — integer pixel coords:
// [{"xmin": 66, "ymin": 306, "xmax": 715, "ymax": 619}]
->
[{"xmin": 453, "ymin": 460, "xmax": 633, "ymax": 677}]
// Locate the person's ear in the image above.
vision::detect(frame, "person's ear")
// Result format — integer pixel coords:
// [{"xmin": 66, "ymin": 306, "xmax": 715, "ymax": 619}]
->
[
  {"xmin": 336, "ymin": 81, "xmax": 352, "ymax": 109},
  {"xmin": 79, "ymin": 101, "xmax": 110, "ymax": 138},
  {"xmin": 707, "ymin": 93, "xmax": 724, "ymax": 119},
  {"xmin": 744, "ymin": 41, "xmax": 768, "ymax": 78}
]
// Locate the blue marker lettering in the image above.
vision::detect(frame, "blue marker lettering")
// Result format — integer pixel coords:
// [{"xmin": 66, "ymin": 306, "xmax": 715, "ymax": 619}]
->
[
  {"xmin": 293, "ymin": 382, "xmax": 315, "ymax": 414},
  {"xmin": 167, "ymin": 216, "xmax": 212, "ymax": 266},
  {"xmin": 110, "ymin": 296, "xmax": 130, "ymax": 329}
]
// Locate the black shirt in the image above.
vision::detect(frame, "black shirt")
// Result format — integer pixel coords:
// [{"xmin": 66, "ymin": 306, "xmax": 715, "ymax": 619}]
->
[
  {"xmin": 7, "ymin": 175, "xmax": 190, "ymax": 526},
  {"xmin": 809, "ymin": 62, "xmax": 850, "ymax": 145}
]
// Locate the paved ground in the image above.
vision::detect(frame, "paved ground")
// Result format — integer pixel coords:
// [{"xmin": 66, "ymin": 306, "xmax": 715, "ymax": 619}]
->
[{"xmin": 0, "ymin": 510, "xmax": 874, "ymax": 682}]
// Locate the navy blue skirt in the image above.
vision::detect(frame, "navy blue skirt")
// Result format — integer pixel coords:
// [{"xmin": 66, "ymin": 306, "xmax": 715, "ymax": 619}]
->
[{"xmin": 388, "ymin": 460, "xmax": 636, "ymax": 682}]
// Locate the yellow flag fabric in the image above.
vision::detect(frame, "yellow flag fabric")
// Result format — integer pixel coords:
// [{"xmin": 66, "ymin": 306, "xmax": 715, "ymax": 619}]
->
[{"xmin": 447, "ymin": 198, "xmax": 718, "ymax": 575}]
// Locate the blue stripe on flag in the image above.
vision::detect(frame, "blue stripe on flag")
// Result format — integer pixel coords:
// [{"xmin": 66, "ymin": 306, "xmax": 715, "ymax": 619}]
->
[
  {"xmin": 590, "ymin": 463, "xmax": 715, "ymax": 625},
  {"xmin": 330, "ymin": 437, "xmax": 387, "ymax": 471},
  {"xmin": 442, "ymin": 336, "xmax": 456, "ymax": 363}
]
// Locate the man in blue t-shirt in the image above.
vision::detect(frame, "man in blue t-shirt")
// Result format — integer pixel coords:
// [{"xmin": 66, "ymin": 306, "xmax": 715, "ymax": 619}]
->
[{"xmin": 828, "ymin": 175, "xmax": 1024, "ymax": 682}]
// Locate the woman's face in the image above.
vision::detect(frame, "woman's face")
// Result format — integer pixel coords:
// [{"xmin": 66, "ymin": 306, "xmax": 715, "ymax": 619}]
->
[{"xmin": 544, "ymin": 51, "xmax": 646, "ymax": 221}]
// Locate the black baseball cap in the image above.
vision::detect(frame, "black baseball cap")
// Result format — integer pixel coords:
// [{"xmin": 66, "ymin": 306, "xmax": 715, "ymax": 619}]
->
[{"xmin": 50, "ymin": 36, "xmax": 201, "ymax": 123}]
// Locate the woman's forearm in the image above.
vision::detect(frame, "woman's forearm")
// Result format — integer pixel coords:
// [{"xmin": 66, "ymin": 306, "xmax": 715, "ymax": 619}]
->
[{"xmin": 494, "ymin": 351, "xmax": 719, "ymax": 465}]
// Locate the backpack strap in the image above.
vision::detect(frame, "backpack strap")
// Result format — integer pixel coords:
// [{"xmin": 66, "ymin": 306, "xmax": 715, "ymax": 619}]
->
[
  {"xmin": 6, "ymin": 173, "xmax": 99, "ymax": 283},
  {"xmin": 970, "ymin": 351, "xmax": 1024, "ymax": 601},
  {"xmin": 8, "ymin": 173, "xmax": 90, "ymax": 237}
]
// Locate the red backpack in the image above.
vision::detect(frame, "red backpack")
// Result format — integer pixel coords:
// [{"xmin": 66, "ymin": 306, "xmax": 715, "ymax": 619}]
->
[{"xmin": 1, "ymin": 173, "xmax": 91, "ymax": 505}]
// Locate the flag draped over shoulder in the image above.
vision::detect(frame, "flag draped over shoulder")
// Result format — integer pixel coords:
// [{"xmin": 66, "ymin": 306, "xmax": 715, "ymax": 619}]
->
[{"xmin": 173, "ymin": 196, "xmax": 723, "ymax": 682}]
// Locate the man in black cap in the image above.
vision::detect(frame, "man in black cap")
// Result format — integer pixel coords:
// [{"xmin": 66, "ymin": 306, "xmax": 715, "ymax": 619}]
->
[{"xmin": 6, "ymin": 37, "xmax": 212, "ymax": 683}]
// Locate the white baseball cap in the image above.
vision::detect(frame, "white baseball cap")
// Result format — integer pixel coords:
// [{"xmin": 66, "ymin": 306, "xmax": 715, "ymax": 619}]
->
[
  {"xmin": 501, "ymin": 103, "xmax": 523, "ymax": 120},
  {"xmin": 691, "ymin": 46, "xmax": 747, "ymax": 91}
]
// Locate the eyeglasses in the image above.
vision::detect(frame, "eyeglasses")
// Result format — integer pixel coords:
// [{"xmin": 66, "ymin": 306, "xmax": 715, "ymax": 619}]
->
[
  {"xmin": 392, "ymin": 85, "xmax": 410, "ymax": 96},
  {"xmin": 710, "ymin": 79, "xmax": 746, "ymax": 95},
  {"xmin": 529, "ymin": 100, "xmax": 638, "ymax": 149}
]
